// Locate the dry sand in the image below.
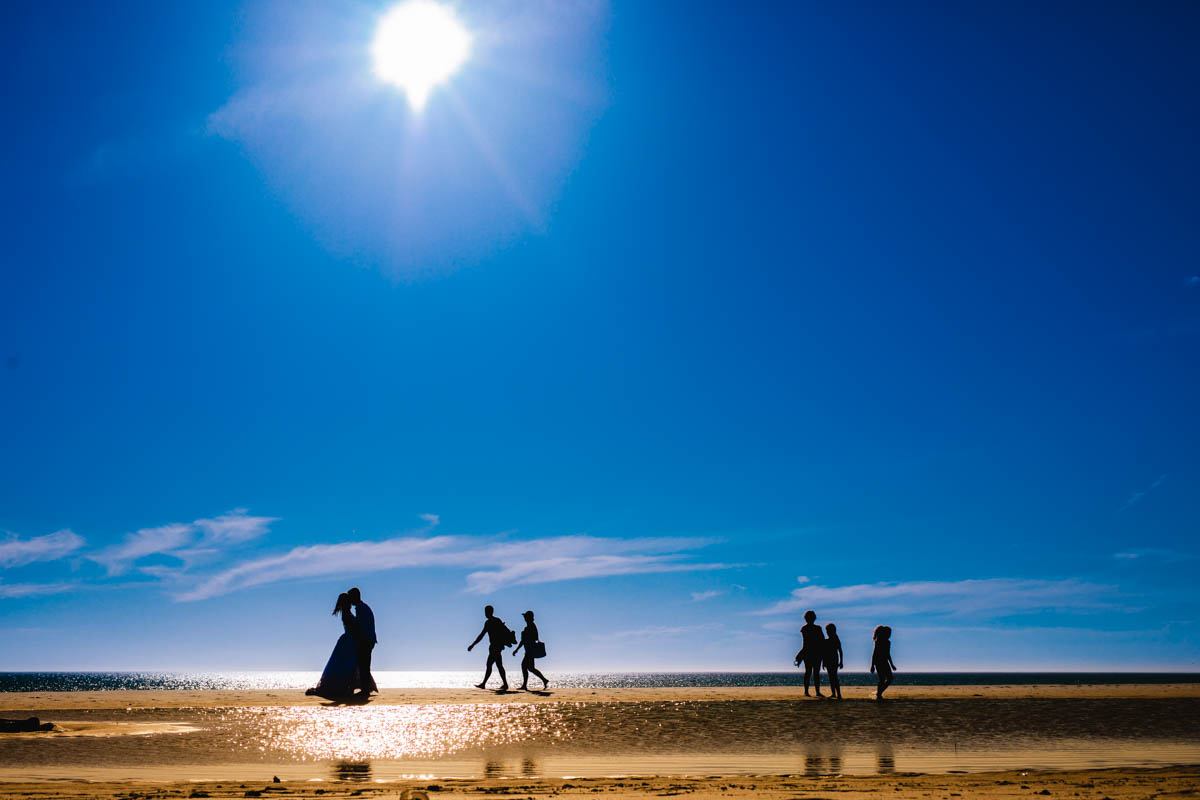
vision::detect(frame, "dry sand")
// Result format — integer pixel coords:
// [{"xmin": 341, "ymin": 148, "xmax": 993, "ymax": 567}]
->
[
  {"xmin": 3, "ymin": 683, "xmax": 1199, "ymax": 711},
  {"xmin": 0, "ymin": 767, "xmax": 1197, "ymax": 800}
]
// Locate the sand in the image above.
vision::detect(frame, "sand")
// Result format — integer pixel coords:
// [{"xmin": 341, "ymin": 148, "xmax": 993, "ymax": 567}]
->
[
  {"xmin": 3, "ymin": 686, "xmax": 1198, "ymax": 799},
  {"xmin": 3, "ymin": 683, "xmax": 1198, "ymax": 711},
  {"xmin": 0, "ymin": 767, "xmax": 1197, "ymax": 800}
]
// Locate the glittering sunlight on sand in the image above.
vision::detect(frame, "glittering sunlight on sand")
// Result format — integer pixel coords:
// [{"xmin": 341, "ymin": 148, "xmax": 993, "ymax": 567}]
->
[{"xmin": 255, "ymin": 704, "xmax": 569, "ymax": 762}]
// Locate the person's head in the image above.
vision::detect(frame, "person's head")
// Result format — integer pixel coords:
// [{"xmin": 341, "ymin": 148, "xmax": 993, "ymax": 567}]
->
[
  {"xmin": 804, "ymin": 610, "xmax": 816, "ymax": 623},
  {"xmin": 484, "ymin": 605, "xmax": 494, "ymax": 618},
  {"xmin": 874, "ymin": 625, "xmax": 890, "ymax": 641},
  {"xmin": 825, "ymin": 622, "xmax": 837, "ymax": 636},
  {"xmin": 347, "ymin": 587, "xmax": 361, "ymax": 605},
  {"xmin": 333, "ymin": 592, "xmax": 352, "ymax": 617},
  {"xmin": 523, "ymin": 610, "xmax": 534, "ymax": 622}
]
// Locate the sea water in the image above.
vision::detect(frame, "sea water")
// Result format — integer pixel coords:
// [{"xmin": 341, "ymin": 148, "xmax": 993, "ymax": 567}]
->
[{"xmin": 2, "ymin": 670, "xmax": 1198, "ymax": 693}]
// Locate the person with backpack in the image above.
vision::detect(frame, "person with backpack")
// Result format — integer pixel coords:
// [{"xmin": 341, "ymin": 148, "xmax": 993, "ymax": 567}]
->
[
  {"xmin": 512, "ymin": 609, "xmax": 549, "ymax": 691},
  {"xmin": 468, "ymin": 605, "xmax": 515, "ymax": 691}
]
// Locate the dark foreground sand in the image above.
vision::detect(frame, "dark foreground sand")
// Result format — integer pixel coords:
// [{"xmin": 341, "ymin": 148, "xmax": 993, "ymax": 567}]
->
[{"xmin": 1, "ymin": 767, "xmax": 1198, "ymax": 800}]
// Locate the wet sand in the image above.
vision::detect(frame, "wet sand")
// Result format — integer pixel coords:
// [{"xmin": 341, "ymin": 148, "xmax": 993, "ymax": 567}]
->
[
  {"xmin": 4, "ymin": 683, "xmax": 1199, "ymax": 710},
  {"xmin": 2, "ymin": 686, "xmax": 1198, "ymax": 794}
]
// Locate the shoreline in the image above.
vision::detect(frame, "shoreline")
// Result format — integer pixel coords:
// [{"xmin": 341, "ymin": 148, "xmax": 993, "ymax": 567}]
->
[{"xmin": 3, "ymin": 683, "xmax": 1199, "ymax": 710}]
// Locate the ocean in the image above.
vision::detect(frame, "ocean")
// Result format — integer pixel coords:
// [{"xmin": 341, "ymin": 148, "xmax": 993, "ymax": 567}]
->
[{"xmin": 3, "ymin": 670, "xmax": 1198, "ymax": 693}]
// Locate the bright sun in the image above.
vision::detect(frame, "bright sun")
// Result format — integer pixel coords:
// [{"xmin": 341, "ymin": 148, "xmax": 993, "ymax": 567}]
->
[{"xmin": 372, "ymin": 1, "xmax": 471, "ymax": 112}]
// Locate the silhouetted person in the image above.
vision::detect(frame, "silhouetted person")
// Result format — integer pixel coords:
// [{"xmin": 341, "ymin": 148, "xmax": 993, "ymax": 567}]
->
[
  {"xmin": 347, "ymin": 587, "xmax": 377, "ymax": 695},
  {"xmin": 871, "ymin": 625, "xmax": 897, "ymax": 700},
  {"xmin": 794, "ymin": 609, "xmax": 825, "ymax": 697},
  {"xmin": 513, "ymin": 609, "xmax": 548, "ymax": 691},
  {"xmin": 824, "ymin": 622, "xmax": 843, "ymax": 700},
  {"xmin": 306, "ymin": 592, "xmax": 363, "ymax": 699},
  {"xmin": 468, "ymin": 605, "xmax": 511, "ymax": 691}
]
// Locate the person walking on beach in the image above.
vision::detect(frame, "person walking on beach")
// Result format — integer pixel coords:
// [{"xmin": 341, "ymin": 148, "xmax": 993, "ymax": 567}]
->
[
  {"xmin": 871, "ymin": 625, "xmax": 897, "ymax": 700},
  {"xmin": 347, "ymin": 587, "xmax": 377, "ymax": 696},
  {"xmin": 512, "ymin": 609, "xmax": 549, "ymax": 691},
  {"xmin": 794, "ymin": 609, "xmax": 825, "ymax": 697},
  {"xmin": 823, "ymin": 622, "xmax": 843, "ymax": 700},
  {"xmin": 468, "ymin": 605, "xmax": 513, "ymax": 691}
]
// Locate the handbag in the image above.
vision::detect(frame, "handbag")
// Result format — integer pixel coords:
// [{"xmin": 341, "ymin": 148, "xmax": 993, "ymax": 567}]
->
[{"xmin": 530, "ymin": 641, "xmax": 547, "ymax": 659}]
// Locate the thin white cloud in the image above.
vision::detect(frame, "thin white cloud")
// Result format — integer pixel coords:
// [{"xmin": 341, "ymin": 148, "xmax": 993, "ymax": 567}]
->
[
  {"xmin": 1114, "ymin": 548, "xmax": 1189, "ymax": 563},
  {"xmin": 754, "ymin": 577, "xmax": 1118, "ymax": 619},
  {"xmin": 89, "ymin": 510, "xmax": 276, "ymax": 576},
  {"xmin": 0, "ymin": 581, "xmax": 77, "ymax": 599},
  {"xmin": 1119, "ymin": 474, "xmax": 1167, "ymax": 512},
  {"xmin": 90, "ymin": 523, "xmax": 194, "ymax": 576},
  {"xmin": 0, "ymin": 530, "xmax": 85, "ymax": 568},
  {"xmin": 796, "ymin": 575, "xmax": 811, "ymax": 584},
  {"xmin": 593, "ymin": 623, "xmax": 724, "ymax": 641},
  {"xmin": 175, "ymin": 533, "xmax": 731, "ymax": 601},
  {"xmin": 690, "ymin": 589, "xmax": 724, "ymax": 602},
  {"xmin": 194, "ymin": 510, "xmax": 277, "ymax": 545}
]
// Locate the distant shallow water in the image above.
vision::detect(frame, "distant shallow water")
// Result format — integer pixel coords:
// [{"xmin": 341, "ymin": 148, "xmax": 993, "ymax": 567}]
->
[
  {"xmin": 3, "ymin": 671, "xmax": 1200, "ymax": 693},
  {"xmin": 1, "ymin": 697, "xmax": 1198, "ymax": 780}
]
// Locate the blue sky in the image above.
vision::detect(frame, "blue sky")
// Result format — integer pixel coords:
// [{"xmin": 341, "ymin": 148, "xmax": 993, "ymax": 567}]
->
[{"xmin": 1, "ymin": 0, "xmax": 1198, "ymax": 672}]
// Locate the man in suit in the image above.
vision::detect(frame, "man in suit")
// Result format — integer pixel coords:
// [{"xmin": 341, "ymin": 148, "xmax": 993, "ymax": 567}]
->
[{"xmin": 347, "ymin": 587, "xmax": 378, "ymax": 695}]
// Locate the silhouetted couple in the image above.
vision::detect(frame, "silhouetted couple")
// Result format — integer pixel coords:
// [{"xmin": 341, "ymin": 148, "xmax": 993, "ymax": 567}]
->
[
  {"xmin": 468, "ymin": 605, "xmax": 548, "ymax": 692},
  {"xmin": 305, "ymin": 587, "xmax": 378, "ymax": 701},
  {"xmin": 794, "ymin": 610, "xmax": 843, "ymax": 699}
]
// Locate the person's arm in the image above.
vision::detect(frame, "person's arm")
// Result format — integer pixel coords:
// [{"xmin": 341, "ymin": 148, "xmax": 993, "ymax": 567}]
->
[
  {"xmin": 837, "ymin": 641, "xmax": 843, "ymax": 669},
  {"xmin": 889, "ymin": 655, "xmax": 897, "ymax": 670},
  {"xmin": 468, "ymin": 625, "xmax": 486, "ymax": 651},
  {"xmin": 870, "ymin": 645, "xmax": 877, "ymax": 673},
  {"xmin": 513, "ymin": 641, "xmax": 523, "ymax": 654}
]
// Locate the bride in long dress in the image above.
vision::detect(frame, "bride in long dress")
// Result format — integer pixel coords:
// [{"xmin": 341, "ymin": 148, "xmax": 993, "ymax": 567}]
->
[{"xmin": 305, "ymin": 592, "xmax": 362, "ymax": 699}]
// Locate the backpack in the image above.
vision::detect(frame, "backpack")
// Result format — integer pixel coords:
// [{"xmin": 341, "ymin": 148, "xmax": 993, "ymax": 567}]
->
[{"xmin": 495, "ymin": 617, "xmax": 518, "ymax": 647}]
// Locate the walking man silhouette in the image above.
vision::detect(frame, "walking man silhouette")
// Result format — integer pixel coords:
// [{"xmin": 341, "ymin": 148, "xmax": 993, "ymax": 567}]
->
[{"xmin": 468, "ymin": 605, "xmax": 511, "ymax": 691}]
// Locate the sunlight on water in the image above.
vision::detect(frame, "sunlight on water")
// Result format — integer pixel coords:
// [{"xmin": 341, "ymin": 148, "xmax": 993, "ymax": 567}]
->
[{"xmin": 252, "ymin": 704, "xmax": 569, "ymax": 761}]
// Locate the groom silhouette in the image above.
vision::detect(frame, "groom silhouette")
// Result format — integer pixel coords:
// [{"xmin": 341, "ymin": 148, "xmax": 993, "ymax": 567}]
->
[{"xmin": 347, "ymin": 587, "xmax": 377, "ymax": 695}]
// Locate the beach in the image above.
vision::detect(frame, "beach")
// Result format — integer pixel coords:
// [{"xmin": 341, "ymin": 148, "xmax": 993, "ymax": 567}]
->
[{"xmin": 2, "ymin": 684, "xmax": 1199, "ymax": 796}]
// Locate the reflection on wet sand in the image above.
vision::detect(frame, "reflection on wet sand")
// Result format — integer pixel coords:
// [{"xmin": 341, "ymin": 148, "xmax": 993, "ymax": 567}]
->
[
  {"xmin": 0, "ymin": 698, "xmax": 1197, "ymax": 781},
  {"xmin": 331, "ymin": 762, "xmax": 371, "ymax": 782},
  {"xmin": 877, "ymin": 744, "xmax": 896, "ymax": 774}
]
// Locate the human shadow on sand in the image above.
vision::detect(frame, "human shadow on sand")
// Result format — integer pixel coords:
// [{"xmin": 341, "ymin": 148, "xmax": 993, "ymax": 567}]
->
[{"xmin": 321, "ymin": 693, "xmax": 373, "ymax": 707}]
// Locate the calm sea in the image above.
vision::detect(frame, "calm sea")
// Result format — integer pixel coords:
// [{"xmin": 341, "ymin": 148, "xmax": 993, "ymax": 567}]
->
[{"xmin": 2, "ymin": 670, "xmax": 1198, "ymax": 692}]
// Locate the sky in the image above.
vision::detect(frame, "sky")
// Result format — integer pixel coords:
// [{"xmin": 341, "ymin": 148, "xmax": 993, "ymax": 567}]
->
[{"xmin": 1, "ymin": 0, "xmax": 1198, "ymax": 673}]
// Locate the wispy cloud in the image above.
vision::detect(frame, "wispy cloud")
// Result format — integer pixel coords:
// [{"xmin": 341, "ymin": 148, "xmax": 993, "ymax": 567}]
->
[
  {"xmin": 175, "ymin": 529, "xmax": 732, "ymax": 601},
  {"xmin": 1186, "ymin": 275, "xmax": 1199, "ymax": 287},
  {"xmin": 593, "ymin": 623, "xmax": 724, "ymax": 641},
  {"xmin": 89, "ymin": 511, "xmax": 276, "ymax": 576},
  {"xmin": 0, "ymin": 581, "xmax": 77, "ymax": 599},
  {"xmin": 0, "ymin": 530, "xmax": 85, "ymax": 569},
  {"xmin": 1119, "ymin": 474, "xmax": 1167, "ymax": 512},
  {"xmin": 1114, "ymin": 548, "xmax": 1190, "ymax": 563},
  {"xmin": 754, "ymin": 577, "xmax": 1118, "ymax": 620},
  {"xmin": 690, "ymin": 589, "xmax": 724, "ymax": 602}
]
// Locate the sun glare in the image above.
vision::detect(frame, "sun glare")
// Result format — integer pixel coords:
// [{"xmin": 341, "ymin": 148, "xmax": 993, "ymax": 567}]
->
[{"xmin": 372, "ymin": 1, "xmax": 471, "ymax": 112}]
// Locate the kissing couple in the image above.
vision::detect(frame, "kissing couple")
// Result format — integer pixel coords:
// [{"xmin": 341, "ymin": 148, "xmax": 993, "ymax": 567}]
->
[{"xmin": 305, "ymin": 587, "xmax": 379, "ymax": 701}]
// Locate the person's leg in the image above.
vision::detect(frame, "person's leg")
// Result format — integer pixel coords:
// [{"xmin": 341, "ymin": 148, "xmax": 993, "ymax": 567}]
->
[
  {"xmin": 477, "ymin": 653, "xmax": 495, "ymax": 688},
  {"xmin": 494, "ymin": 649, "xmax": 508, "ymax": 690},
  {"xmin": 520, "ymin": 655, "xmax": 531, "ymax": 689},
  {"xmin": 358, "ymin": 643, "xmax": 376, "ymax": 693},
  {"xmin": 809, "ymin": 659, "xmax": 823, "ymax": 695},
  {"xmin": 828, "ymin": 666, "xmax": 840, "ymax": 699},
  {"xmin": 803, "ymin": 662, "xmax": 812, "ymax": 695},
  {"xmin": 530, "ymin": 664, "xmax": 547, "ymax": 687}
]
